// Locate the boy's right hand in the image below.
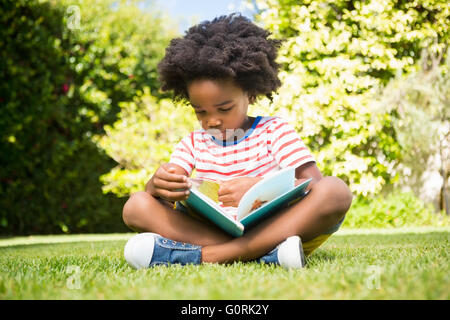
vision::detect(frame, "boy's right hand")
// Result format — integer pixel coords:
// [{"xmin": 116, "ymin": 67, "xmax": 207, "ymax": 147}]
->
[{"xmin": 148, "ymin": 164, "xmax": 191, "ymax": 202}]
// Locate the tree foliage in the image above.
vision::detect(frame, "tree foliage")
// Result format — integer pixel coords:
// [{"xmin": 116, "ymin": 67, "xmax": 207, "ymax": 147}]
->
[
  {"xmin": 3, "ymin": 0, "xmax": 447, "ymax": 235},
  {"xmin": 342, "ymin": 189, "xmax": 449, "ymax": 228},
  {"xmin": 0, "ymin": 0, "xmax": 177, "ymax": 234},
  {"xmin": 371, "ymin": 50, "xmax": 449, "ymax": 212},
  {"xmin": 99, "ymin": 0, "xmax": 448, "ymax": 202},
  {"xmin": 94, "ymin": 89, "xmax": 198, "ymax": 197},
  {"xmin": 251, "ymin": 0, "xmax": 448, "ymax": 196}
]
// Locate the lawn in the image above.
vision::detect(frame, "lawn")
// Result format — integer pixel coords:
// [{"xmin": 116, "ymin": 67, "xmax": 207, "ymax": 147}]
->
[{"xmin": 0, "ymin": 227, "xmax": 449, "ymax": 300}]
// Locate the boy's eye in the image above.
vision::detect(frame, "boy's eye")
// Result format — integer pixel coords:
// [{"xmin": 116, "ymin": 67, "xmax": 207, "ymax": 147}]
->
[{"xmin": 194, "ymin": 107, "xmax": 232, "ymax": 114}]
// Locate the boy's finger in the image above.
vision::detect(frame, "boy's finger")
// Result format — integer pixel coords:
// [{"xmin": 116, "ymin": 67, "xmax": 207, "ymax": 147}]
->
[
  {"xmin": 218, "ymin": 184, "xmax": 229, "ymax": 196},
  {"xmin": 160, "ymin": 167, "xmax": 187, "ymax": 182},
  {"xmin": 157, "ymin": 188, "xmax": 190, "ymax": 202},
  {"xmin": 154, "ymin": 177, "xmax": 191, "ymax": 191}
]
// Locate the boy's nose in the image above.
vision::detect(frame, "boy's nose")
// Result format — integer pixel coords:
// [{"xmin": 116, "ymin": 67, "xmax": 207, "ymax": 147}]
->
[{"xmin": 206, "ymin": 118, "xmax": 222, "ymax": 129}]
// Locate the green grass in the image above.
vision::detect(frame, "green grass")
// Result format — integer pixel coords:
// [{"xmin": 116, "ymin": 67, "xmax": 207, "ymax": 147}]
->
[{"xmin": 1, "ymin": 227, "xmax": 449, "ymax": 299}]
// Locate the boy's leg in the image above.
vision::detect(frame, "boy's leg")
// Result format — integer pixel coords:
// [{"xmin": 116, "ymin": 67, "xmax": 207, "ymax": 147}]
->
[
  {"xmin": 122, "ymin": 191, "xmax": 233, "ymax": 246},
  {"xmin": 201, "ymin": 176, "xmax": 352, "ymax": 263}
]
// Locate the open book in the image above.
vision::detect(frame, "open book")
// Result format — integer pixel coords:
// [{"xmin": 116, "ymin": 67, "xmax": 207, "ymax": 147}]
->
[{"xmin": 180, "ymin": 167, "xmax": 311, "ymax": 237}]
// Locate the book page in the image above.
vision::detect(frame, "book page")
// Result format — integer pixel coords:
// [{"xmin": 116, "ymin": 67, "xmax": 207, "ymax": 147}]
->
[
  {"xmin": 189, "ymin": 178, "xmax": 220, "ymax": 203},
  {"xmin": 237, "ymin": 167, "xmax": 295, "ymax": 220},
  {"xmin": 239, "ymin": 178, "xmax": 311, "ymax": 228},
  {"xmin": 185, "ymin": 178, "xmax": 245, "ymax": 237}
]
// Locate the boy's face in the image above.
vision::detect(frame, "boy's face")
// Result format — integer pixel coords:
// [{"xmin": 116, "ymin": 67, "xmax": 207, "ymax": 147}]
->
[{"xmin": 187, "ymin": 78, "xmax": 253, "ymax": 141}]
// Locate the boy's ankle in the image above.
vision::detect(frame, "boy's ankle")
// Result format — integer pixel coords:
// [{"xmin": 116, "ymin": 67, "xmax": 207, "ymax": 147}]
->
[{"xmin": 199, "ymin": 245, "xmax": 220, "ymax": 263}]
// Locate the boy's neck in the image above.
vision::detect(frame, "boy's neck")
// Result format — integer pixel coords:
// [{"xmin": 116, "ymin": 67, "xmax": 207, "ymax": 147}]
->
[{"xmin": 241, "ymin": 116, "xmax": 256, "ymax": 132}]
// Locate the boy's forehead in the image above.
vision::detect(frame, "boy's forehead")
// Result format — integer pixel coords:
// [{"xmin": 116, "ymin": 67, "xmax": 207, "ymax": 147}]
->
[
  {"xmin": 187, "ymin": 79, "xmax": 241, "ymax": 104},
  {"xmin": 188, "ymin": 78, "xmax": 236, "ymax": 92},
  {"xmin": 191, "ymin": 99, "xmax": 233, "ymax": 109}
]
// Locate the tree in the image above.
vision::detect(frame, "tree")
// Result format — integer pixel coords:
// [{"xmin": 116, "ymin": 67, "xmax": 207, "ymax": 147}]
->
[
  {"xmin": 94, "ymin": 88, "xmax": 198, "ymax": 197},
  {"xmin": 0, "ymin": 0, "xmax": 177, "ymax": 234},
  {"xmin": 251, "ymin": 0, "xmax": 448, "ymax": 197},
  {"xmin": 372, "ymin": 49, "xmax": 449, "ymax": 213}
]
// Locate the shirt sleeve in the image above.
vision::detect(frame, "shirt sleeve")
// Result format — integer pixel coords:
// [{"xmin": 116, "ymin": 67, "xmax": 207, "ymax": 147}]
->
[
  {"xmin": 268, "ymin": 117, "xmax": 316, "ymax": 169},
  {"xmin": 169, "ymin": 133, "xmax": 195, "ymax": 176}
]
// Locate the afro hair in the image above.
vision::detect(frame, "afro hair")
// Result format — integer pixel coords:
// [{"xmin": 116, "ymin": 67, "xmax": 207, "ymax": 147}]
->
[{"xmin": 157, "ymin": 13, "xmax": 284, "ymax": 103}]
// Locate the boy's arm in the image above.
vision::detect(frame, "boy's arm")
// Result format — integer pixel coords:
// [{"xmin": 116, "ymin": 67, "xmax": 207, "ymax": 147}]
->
[{"xmin": 295, "ymin": 162, "xmax": 323, "ymax": 191}]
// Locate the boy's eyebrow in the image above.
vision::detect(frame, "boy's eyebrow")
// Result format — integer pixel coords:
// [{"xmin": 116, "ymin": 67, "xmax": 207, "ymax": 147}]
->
[
  {"xmin": 214, "ymin": 100, "xmax": 233, "ymax": 106},
  {"xmin": 191, "ymin": 100, "xmax": 233, "ymax": 108}
]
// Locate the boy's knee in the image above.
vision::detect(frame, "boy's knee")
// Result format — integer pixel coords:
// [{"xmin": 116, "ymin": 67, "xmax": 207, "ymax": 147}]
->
[
  {"xmin": 314, "ymin": 176, "xmax": 353, "ymax": 216},
  {"xmin": 122, "ymin": 191, "xmax": 151, "ymax": 228}
]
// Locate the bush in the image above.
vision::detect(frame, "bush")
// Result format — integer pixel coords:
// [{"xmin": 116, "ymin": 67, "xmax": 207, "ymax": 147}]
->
[
  {"xmin": 371, "ymin": 51, "xmax": 449, "ymax": 212},
  {"xmin": 94, "ymin": 88, "xmax": 198, "ymax": 197},
  {"xmin": 0, "ymin": 0, "xmax": 175, "ymax": 235},
  {"xmin": 253, "ymin": 0, "xmax": 449, "ymax": 197},
  {"xmin": 342, "ymin": 190, "xmax": 450, "ymax": 229}
]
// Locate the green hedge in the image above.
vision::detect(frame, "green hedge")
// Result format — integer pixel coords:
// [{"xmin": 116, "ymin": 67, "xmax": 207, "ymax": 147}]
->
[
  {"xmin": 254, "ymin": 0, "xmax": 449, "ymax": 197},
  {"xmin": 343, "ymin": 191, "xmax": 449, "ymax": 229},
  {"xmin": 0, "ymin": 0, "xmax": 174, "ymax": 235}
]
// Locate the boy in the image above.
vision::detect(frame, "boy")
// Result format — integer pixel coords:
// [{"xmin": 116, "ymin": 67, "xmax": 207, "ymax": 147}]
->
[{"xmin": 123, "ymin": 14, "xmax": 352, "ymax": 269}]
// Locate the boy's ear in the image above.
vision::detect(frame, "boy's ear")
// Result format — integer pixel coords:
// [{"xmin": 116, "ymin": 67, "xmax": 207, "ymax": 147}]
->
[{"xmin": 248, "ymin": 95, "xmax": 256, "ymax": 104}]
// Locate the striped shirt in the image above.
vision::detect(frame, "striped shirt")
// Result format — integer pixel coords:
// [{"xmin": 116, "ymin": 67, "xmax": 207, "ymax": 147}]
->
[{"xmin": 169, "ymin": 116, "xmax": 315, "ymax": 217}]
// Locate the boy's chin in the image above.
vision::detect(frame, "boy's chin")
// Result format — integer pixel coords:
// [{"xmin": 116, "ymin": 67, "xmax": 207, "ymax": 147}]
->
[
  {"xmin": 207, "ymin": 130, "xmax": 228, "ymax": 141},
  {"xmin": 208, "ymin": 129, "xmax": 244, "ymax": 142},
  {"xmin": 212, "ymin": 133, "xmax": 228, "ymax": 141}
]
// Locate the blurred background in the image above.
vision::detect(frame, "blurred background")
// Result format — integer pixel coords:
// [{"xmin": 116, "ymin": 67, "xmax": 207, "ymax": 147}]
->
[{"xmin": 0, "ymin": 0, "xmax": 448, "ymax": 235}]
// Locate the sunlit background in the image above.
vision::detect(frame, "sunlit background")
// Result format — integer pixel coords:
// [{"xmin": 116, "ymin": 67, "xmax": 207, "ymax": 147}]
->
[
  {"xmin": 1, "ymin": 0, "xmax": 448, "ymax": 235},
  {"xmin": 142, "ymin": 0, "xmax": 257, "ymax": 33}
]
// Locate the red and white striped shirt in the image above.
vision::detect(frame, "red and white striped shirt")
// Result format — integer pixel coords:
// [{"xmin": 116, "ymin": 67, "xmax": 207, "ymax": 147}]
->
[{"xmin": 169, "ymin": 116, "xmax": 315, "ymax": 217}]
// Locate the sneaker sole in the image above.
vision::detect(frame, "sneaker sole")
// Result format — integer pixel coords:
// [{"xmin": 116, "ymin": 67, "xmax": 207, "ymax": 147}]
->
[{"xmin": 124, "ymin": 232, "xmax": 158, "ymax": 269}]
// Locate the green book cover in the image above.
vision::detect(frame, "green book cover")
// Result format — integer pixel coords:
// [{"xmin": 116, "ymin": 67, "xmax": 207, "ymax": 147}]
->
[{"xmin": 183, "ymin": 167, "xmax": 311, "ymax": 237}]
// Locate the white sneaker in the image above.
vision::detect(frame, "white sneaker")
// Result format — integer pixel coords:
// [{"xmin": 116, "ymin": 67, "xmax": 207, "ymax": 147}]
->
[
  {"xmin": 258, "ymin": 236, "xmax": 306, "ymax": 269},
  {"xmin": 124, "ymin": 233, "xmax": 202, "ymax": 269}
]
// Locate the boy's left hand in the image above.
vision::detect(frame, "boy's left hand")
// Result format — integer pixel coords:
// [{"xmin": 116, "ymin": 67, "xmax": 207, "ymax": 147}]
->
[{"xmin": 218, "ymin": 176, "xmax": 262, "ymax": 207}]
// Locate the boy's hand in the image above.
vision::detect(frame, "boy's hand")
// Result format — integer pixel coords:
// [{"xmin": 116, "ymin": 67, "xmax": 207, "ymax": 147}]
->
[
  {"xmin": 148, "ymin": 164, "xmax": 191, "ymax": 202},
  {"xmin": 218, "ymin": 176, "xmax": 262, "ymax": 207}
]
